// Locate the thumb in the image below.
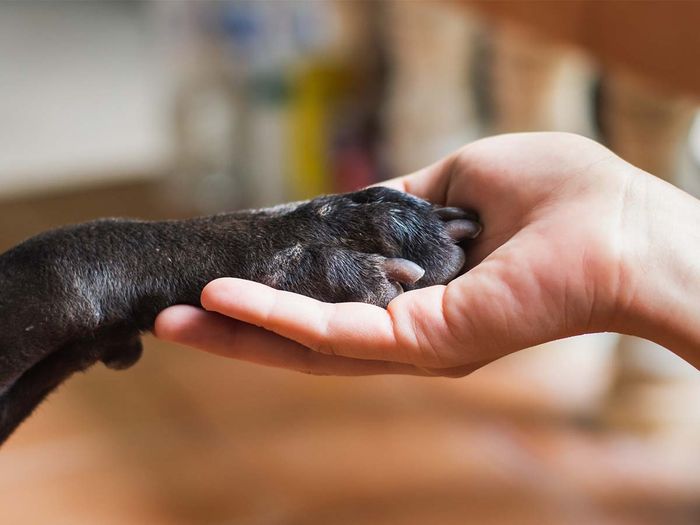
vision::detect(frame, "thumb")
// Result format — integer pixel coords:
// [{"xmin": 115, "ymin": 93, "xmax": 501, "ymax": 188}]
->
[{"xmin": 199, "ymin": 278, "xmax": 466, "ymax": 368}]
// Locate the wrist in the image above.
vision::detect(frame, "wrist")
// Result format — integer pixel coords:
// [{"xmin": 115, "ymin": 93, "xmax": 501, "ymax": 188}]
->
[{"xmin": 612, "ymin": 169, "xmax": 700, "ymax": 366}]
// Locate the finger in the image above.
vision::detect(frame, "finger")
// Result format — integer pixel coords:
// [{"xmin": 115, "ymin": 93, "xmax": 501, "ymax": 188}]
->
[
  {"xmin": 154, "ymin": 305, "xmax": 428, "ymax": 376},
  {"xmin": 419, "ymin": 358, "xmax": 496, "ymax": 378},
  {"xmin": 199, "ymin": 278, "xmax": 460, "ymax": 367},
  {"xmin": 200, "ymin": 280, "xmax": 398, "ymax": 359}
]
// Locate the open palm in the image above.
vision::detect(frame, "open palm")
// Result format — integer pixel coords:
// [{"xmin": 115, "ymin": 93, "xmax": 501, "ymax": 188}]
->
[{"xmin": 155, "ymin": 133, "xmax": 638, "ymax": 376}]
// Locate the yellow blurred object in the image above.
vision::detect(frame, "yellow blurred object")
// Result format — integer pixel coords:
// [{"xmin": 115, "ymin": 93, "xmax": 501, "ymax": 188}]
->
[{"xmin": 288, "ymin": 62, "xmax": 350, "ymax": 200}]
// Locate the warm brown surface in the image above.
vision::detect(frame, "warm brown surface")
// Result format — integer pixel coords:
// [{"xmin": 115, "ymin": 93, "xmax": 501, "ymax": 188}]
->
[
  {"xmin": 0, "ymin": 183, "xmax": 699, "ymax": 524},
  {"xmin": 2, "ymin": 338, "xmax": 700, "ymax": 525},
  {"xmin": 468, "ymin": 0, "xmax": 700, "ymax": 98}
]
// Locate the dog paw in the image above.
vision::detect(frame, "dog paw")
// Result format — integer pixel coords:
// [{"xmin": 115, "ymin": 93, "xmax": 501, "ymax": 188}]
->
[
  {"xmin": 0, "ymin": 186, "xmax": 481, "ymax": 443},
  {"xmin": 258, "ymin": 187, "xmax": 481, "ymax": 306}
]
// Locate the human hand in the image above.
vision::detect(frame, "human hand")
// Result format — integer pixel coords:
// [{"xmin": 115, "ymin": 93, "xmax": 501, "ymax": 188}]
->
[{"xmin": 155, "ymin": 132, "xmax": 700, "ymax": 374}]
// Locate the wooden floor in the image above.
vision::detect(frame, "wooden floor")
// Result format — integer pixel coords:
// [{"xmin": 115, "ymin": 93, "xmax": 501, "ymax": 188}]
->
[{"xmin": 1, "ymin": 182, "xmax": 699, "ymax": 524}]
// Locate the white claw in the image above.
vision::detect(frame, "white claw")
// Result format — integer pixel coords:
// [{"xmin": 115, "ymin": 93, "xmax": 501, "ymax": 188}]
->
[
  {"xmin": 384, "ymin": 258, "xmax": 425, "ymax": 284},
  {"xmin": 446, "ymin": 220, "xmax": 482, "ymax": 240}
]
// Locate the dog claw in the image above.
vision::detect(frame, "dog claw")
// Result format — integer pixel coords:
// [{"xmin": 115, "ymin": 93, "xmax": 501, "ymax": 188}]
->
[
  {"xmin": 446, "ymin": 219, "xmax": 481, "ymax": 240},
  {"xmin": 384, "ymin": 258, "xmax": 425, "ymax": 284},
  {"xmin": 435, "ymin": 207, "xmax": 478, "ymax": 221}
]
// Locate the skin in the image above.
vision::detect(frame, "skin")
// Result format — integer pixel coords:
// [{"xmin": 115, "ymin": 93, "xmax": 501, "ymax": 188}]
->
[
  {"xmin": 154, "ymin": 132, "xmax": 700, "ymax": 375},
  {"xmin": 0, "ymin": 187, "xmax": 475, "ymax": 444}
]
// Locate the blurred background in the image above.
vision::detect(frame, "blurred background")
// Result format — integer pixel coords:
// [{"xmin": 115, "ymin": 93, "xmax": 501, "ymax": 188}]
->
[{"xmin": 1, "ymin": 1, "xmax": 699, "ymax": 523}]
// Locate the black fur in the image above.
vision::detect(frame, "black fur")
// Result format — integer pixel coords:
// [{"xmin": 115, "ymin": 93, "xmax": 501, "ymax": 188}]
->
[{"xmin": 0, "ymin": 187, "xmax": 477, "ymax": 444}]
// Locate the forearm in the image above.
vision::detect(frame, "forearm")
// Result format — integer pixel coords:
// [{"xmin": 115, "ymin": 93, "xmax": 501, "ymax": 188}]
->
[{"xmin": 617, "ymin": 171, "xmax": 700, "ymax": 367}]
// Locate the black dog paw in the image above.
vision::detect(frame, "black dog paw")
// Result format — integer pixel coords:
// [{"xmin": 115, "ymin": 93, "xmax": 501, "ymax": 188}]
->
[
  {"xmin": 0, "ymin": 186, "xmax": 481, "ymax": 444},
  {"xmin": 255, "ymin": 187, "xmax": 481, "ymax": 307}
]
